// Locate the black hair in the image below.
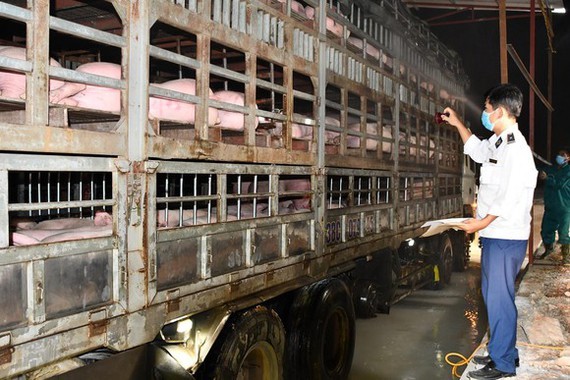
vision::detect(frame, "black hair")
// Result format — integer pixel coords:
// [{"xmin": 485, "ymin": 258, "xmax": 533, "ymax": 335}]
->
[{"xmin": 484, "ymin": 83, "xmax": 523, "ymax": 118}]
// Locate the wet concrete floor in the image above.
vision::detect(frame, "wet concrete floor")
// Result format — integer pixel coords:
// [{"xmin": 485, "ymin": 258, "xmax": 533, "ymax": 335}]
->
[{"xmin": 350, "ymin": 245, "xmax": 487, "ymax": 380}]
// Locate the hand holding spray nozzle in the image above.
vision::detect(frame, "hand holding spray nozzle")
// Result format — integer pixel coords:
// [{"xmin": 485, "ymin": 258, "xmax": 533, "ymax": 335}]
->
[{"xmin": 435, "ymin": 112, "xmax": 450, "ymax": 124}]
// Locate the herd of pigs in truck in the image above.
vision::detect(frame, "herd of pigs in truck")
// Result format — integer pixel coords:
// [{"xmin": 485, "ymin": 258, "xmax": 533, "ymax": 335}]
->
[{"xmin": 0, "ymin": 0, "xmax": 472, "ymax": 378}]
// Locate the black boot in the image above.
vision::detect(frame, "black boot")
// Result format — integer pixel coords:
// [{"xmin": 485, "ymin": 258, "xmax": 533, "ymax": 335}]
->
[
  {"xmin": 562, "ymin": 244, "xmax": 569, "ymax": 264},
  {"xmin": 541, "ymin": 243, "xmax": 554, "ymax": 259}
]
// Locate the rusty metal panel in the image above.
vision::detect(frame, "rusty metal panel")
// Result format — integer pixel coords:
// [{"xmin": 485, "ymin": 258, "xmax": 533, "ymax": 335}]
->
[
  {"xmin": 44, "ymin": 250, "xmax": 113, "ymax": 319},
  {"xmin": 252, "ymin": 225, "xmax": 280, "ymax": 264},
  {"xmin": 287, "ymin": 220, "xmax": 311, "ymax": 256},
  {"xmin": 156, "ymin": 237, "xmax": 199, "ymax": 290},
  {"xmin": 209, "ymin": 231, "xmax": 246, "ymax": 277},
  {"xmin": 0, "ymin": 263, "xmax": 26, "ymax": 331}
]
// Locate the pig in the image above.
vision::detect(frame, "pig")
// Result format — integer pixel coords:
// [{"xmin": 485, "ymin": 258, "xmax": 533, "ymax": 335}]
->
[
  {"xmin": 213, "ymin": 90, "xmax": 258, "ymax": 131},
  {"xmin": 404, "ymin": 135, "xmax": 436, "ymax": 158},
  {"xmin": 0, "ymin": 46, "xmax": 65, "ymax": 99},
  {"xmin": 181, "ymin": 213, "xmax": 238, "ymax": 225},
  {"xmin": 281, "ymin": 178, "xmax": 311, "ymax": 210},
  {"xmin": 11, "ymin": 211, "xmax": 113, "ymax": 246},
  {"xmin": 149, "ymin": 78, "xmax": 220, "ymax": 125},
  {"xmin": 323, "ymin": 116, "xmax": 342, "ymax": 144},
  {"xmin": 305, "ymin": 6, "xmax": 345, "ymax": 37},
  {"xmin": 271, "ymin": 114, "xmax": 343, "ymax": 141},
  {"xmin": 276, "ymin": 0, "xmax": 305, "ymax": 16},
  {"xmin": 157, "ymin": 208, "xmax": 209, "ymax": 228},
  {"xmin": 227, "ymin": 203, "xmax": 269, "ymax": 218},
  {"xmin": 40, "ymin": 225, "xmax": 112, "ymax": 243},
  {"xmin": 11, "ymin": 232, "xmax": 42, "ymax": 246},
  {"xmin": 270, "ymin": 113, "xmax": 312, "ymax": 140},
  {"xmin": 9, "ymin": 218, "xmax": 37, "ymax": 230},
  {"xmin": 34, "ymin": 211, "xmax": 112, "ymax": 230},
  {"xmin": 347, "ymin": 123, "xmax": 392, "ymax": 152},
  {"xmin": 49, "ymin": 62, "xmax": 122, "ymax": 112},
  {"xmin": 347, "ymin": 37, "xmax": 380, "ymax": 60}
]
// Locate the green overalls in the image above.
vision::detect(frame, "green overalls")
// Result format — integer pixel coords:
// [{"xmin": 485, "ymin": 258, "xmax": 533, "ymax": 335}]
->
[{"xmin": 541, "ymin": 163, "xmax": 570, "ymax": 247}]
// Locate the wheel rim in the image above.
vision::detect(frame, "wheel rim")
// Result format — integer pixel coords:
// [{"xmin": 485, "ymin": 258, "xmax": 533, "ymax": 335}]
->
[
  {"xmin": 237, "ymin": 341, "xmax": 279, "ymax": 380},
  {"xmin": 323, "ymin": 307, "xmax": 350, "ymax": 375}
]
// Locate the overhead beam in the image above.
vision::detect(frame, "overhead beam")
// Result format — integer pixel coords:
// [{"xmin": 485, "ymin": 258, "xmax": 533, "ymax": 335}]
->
[
  {"xmin": 403, "ymin": 1, "xmax": 559, "ymax": 12},
  {"xmin": 506, "ymin": 44, "xmax": 554, "ymax": 111}
]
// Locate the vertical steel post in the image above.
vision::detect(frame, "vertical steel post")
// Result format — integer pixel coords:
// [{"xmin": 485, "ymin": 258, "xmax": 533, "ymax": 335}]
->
[
  {"xmin": 547, "ymin": 48, "xmax": 553, "ymax": 159},
  {"xmin": 499, "ymin": 0, "xmax": 508, "ymax": 82},
  {"xmin": 528, "ymin": 0, "xmax": 536, "ymax": 265}
]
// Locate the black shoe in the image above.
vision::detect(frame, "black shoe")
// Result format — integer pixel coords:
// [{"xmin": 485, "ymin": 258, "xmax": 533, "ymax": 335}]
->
[
  {"xmin": 472, "ymin": 355, "xmax": 519, "ymax": 367},
  {"xmin": 540, "ymin": 244, "xmax": 554, "ymax": 259},
  {"xmin": 468, "ymin": 363, "xmax": 516, "ymax": 379}
]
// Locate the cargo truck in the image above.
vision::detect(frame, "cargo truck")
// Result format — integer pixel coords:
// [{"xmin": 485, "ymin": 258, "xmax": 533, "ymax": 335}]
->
[{"xmin": 0, "ymin": 0, "xmax": 473, "ymax": 378}]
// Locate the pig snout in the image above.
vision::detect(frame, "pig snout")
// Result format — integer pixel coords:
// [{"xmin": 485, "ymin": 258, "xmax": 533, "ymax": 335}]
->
[
  {"xmin": 94, "ymin": 211, "xmax": 113, "ymax": 226},
  {"xmin": 0, "ymin": 46, "xmax": 64, "ymax": 100},
  {"xmin": 149, "ymin": 78, "xmax": 220, "ymax": 125}
]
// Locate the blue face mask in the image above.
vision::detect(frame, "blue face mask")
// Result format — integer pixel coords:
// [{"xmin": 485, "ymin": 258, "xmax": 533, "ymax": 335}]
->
[
  {"xmin": 481, "ymin": 109, "xmax": 497, "ymax": 131},
  {"xmin": 556, "ymin": 155, "xmax": 567, "ymax": 166}
]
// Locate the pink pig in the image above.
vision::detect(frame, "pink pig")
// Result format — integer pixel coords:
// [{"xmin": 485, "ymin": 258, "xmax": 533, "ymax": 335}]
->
[
  {"xmin": 276, "ymin": 0, "xmax": 305, "ymax": 15},
  {"xmin": 347, "ymin": 37, "xmax": 380, "ymax": 60},
  {"xmin": 149, "ymin": 78, "xmax": 220, "ymax": 125},
  {"xmin": 347, "ymin": 123, "xmax": 392, "ymax": 152},
  {"xmin": 305, "ymin": 6, "xmax": 345, "ymax": 37},
  {"xmin": 281, "ymin": 178, "xmax": 311, "ymax": 210},
  {"xmin": 213, "ymin": 90, "xmax": 259, "ymax": 131},
  {"xmin": 49, "ymin": 62, "xmax": 122, "ymax": 112},
  {"xmin": 0, "ymin": 46, "xmax": 64, "ymax": 99},
  {"xmin": 34, "ymin": 211, "xmax": 112, "ymax": 230},
  {"xmin": 11, "ymin": 211, "xmax": 113, "ymax": 246}
]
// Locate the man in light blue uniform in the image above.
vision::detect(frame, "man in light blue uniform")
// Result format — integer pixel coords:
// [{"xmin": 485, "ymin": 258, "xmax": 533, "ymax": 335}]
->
[{"xmin": 442, "ymin": 84, "xmax": 537, "ymax": 379}]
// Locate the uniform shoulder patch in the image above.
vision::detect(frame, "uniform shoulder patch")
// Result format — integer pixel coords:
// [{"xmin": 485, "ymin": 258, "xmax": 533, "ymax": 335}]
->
[
  {"xmin": 495, "ymin": 137, "xmax": 503, "ymax": 148},
  {"xmin": 507, "ymin": 133, "xmax": 516, "ymax": 144}
]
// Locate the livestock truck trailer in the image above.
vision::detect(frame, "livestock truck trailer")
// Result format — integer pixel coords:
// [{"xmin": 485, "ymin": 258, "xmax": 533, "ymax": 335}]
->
[{"xmin": 0, "ymin": 0, "xmax": 474, "ymax": 378}]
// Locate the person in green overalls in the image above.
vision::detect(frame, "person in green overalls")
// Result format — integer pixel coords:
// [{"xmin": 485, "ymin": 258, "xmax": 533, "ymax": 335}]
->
[{"xmin": 540, "ymin": 148, "xmax": 570, "ymax": 263}]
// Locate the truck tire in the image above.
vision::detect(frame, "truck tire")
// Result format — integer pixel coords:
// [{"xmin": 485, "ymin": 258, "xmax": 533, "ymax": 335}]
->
[
  {"xmin": 352, "ymin": 279, "xmax": 379, "ymax": 318},
  {"xmin": 285, "ymin": 278, "xmax": 355, "ymax": 380},
  {"xmin": 452, "ymin": 231, "xmax": 470, "ymax": 272},
  {"xmin": 430, "ymin": 234, "xmax": 453, "ymax": 290},
  {"xmin": 203, "ymin": 306, "xmax": 285, "ymax": 380}
]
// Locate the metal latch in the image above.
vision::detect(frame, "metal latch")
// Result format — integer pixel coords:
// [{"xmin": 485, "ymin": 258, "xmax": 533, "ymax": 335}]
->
[
  {"xmin": 166, "ymin": 289, "xmax": 180, "ymax": 313},
  {"xmin": 0, "ymin": 333, "xmax": 14, "ymax": 365},
  {"xmin": 88, "ymin": 309, "xmax": 109, "ymax": 337}
]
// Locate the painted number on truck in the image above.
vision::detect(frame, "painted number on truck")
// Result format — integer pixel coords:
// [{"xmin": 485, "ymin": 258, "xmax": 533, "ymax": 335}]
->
[
  {"xmin": 347, "ymin": 217, "xmax": 360, "ymax": 239},
  {"xmin": 326, "ymin": 220, "xmax": 342, "ymax": 244},
  {"xmin": 363, "ymin": 214, "xmax": 375, "ymax": 235}
]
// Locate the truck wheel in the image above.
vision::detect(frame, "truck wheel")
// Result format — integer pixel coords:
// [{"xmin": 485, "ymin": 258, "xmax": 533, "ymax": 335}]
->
[
  {"xmin": 205, "ymin": 306, "xmax": 285, "ymax": 380},
  {"xmin": 285, "ymin": 278, "xmax": 355, "ymax": 380},
  {"xmin": 353, "ymin": 279, "xmax": 379, "ymax": 318},
  {"xmin": 452, "ymin": 231, "xmax": 470, "ymax": 272},
  {"xmin": 431, "ymin": 234, "xmax": 453, "ymax": 290}
]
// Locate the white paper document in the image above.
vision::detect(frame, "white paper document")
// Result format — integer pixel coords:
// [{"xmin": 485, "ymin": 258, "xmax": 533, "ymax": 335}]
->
[{"xmin": 420, "ymin": 217, "xmax": 470, "ymax": 237}]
